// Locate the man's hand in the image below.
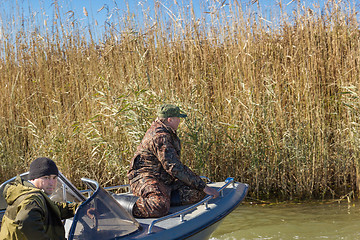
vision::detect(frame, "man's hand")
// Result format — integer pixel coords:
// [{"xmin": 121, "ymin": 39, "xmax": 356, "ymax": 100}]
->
[
  {"xmin": 86, "ymin": 207, "xmax": 98, "ymax": 219},
  {"xmin": 203, "ymin": 186, "xmax": 219, "ymax": 199}
]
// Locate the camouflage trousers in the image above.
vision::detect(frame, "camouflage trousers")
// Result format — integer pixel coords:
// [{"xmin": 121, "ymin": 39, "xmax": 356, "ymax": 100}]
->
[{"xmin": 130, "ymin": 178, "xmax": 206, "ymax": 218}]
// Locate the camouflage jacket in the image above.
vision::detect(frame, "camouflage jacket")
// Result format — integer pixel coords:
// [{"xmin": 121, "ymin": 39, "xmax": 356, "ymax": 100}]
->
[
  {"xmin": 128, "ymin": 120, "xmax": 206, "ymax": 191},
  {"xmin": 0, "ymin": 176, "xmax": 80, "ymax": 240}
]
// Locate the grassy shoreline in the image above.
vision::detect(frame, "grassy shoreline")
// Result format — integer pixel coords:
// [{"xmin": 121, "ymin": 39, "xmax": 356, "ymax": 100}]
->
[{"xmin": 1, "ymin": 0, "xmax": 360, "ymax": 201}]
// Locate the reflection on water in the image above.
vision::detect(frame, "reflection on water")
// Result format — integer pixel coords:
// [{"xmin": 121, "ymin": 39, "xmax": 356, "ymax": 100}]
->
[{"xmin": 210, "ymin": 201, "xmax": 360, "ymax": 240}]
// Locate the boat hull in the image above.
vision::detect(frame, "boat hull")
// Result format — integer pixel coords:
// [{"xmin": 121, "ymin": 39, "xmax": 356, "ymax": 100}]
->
[{"xmin": 117, "ymin": 181, "xmax": 248, "ymax": 240}]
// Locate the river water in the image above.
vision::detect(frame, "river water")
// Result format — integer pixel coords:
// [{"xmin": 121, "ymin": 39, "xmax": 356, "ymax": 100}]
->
[{"xmin": 210, "ymin": 201, "xmax": 360, "ymax": 240}]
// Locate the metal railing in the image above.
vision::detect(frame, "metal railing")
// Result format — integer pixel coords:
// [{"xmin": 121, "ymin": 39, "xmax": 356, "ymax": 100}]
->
[{"xmin": 80, "ymin": 184, "xmax": 130, "ymax": 197}]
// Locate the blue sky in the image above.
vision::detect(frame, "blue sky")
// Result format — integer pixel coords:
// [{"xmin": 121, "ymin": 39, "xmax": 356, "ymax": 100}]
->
[
  {"xmin": 23, "ymin": 0, "xmax": 325, "ymax": 22},
  {"xmin": 3, "ymin": 0, "xmax": 328, "ymax": 25},
  {"xmin": 0, "ymin": 0, "xmax": 338, "ymax": 42}
]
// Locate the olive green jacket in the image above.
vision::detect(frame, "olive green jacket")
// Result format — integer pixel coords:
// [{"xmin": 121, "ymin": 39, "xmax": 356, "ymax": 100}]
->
[{"xmin": 0, "ymin": 176, "xmax": 80, "ymax": 240}]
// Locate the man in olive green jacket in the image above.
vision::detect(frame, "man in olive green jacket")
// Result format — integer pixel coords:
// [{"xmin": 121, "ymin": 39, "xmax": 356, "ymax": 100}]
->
[{"xmin": 0, "ymin": 157, "xmax": 81, "ymax": 240}]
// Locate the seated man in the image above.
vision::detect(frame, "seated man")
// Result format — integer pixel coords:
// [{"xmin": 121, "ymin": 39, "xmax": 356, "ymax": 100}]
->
[
  {"xmin": 0, "ymin": 157, "xmax": 81, "ymax": 239},
  {"xmin": 128, "ymin": 104, "xmax": 219, "ymax": 218}
]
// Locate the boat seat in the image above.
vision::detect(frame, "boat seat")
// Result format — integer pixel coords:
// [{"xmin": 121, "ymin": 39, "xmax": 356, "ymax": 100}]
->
[
  {"xmin": 111, "ymin": 193, "xmax": 196, "ymax": 216},
  {"xmin": 112, "ymin": 193, "xmax": 139, "ymax": 215}
]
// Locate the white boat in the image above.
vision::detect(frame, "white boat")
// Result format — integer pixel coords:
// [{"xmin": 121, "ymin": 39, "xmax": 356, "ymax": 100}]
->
[{"xmin": 0, "ymin": 172, "xmax": 248, "ymax": 240}]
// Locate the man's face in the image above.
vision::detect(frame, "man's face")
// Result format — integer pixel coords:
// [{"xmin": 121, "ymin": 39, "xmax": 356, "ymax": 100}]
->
[
  {"xmin": 167, "ymin": 117, "xmax": 181, "ymax": 130},
  {"xmin": 32, "ymin": 175, "xmax": 58, "ymax": 195}
]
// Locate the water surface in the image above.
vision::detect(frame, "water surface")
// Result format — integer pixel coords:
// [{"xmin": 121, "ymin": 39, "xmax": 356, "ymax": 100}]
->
[{"xmin": 210, "ymin": 201, "xmax": 360, "ymax": 240}]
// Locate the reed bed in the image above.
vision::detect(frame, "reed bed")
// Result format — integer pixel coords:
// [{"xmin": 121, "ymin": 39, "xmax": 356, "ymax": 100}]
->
[{"xmin": 1, "ymin": 0, "xmax": 360, "ymax": 200}]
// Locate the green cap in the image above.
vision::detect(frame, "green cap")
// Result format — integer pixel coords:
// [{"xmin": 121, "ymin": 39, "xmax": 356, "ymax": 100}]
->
[{"xmin": 158, "ymin": 104, "xmax": 187, "ymax": 118}]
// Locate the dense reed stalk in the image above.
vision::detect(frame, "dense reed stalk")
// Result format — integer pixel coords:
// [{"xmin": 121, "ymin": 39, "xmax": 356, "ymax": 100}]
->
[{"xmin": 1, "ymin": 0, "xmax": 360, "ymax": 200}]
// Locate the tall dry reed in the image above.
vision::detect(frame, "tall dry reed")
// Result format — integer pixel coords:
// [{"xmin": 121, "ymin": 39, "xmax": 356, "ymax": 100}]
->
[{"xmin": 0, "ymin": 0, "xmax": 360, "ymax": 200}]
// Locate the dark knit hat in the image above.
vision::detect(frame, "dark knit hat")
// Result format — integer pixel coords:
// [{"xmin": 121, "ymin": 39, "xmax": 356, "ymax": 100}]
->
[
  {"xmin": 29, "ymin": 157, "xmax": 59, "ymax": 180},
  {"xmin": 158, "ymin": 104, "xmax": 187, "ymax": 118}
]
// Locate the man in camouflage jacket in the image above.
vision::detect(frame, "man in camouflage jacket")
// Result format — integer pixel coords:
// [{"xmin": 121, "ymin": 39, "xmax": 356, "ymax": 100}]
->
[
  {"xmin": 127, "ymin": 104, "xmax": 219, "ymax": 218},
  {"xmin": 0, "ymin": 157, "xmax": 81, "ymax": 240}
]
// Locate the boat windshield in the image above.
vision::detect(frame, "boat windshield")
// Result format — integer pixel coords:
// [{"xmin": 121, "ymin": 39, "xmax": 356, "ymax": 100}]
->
[
  {"xmin": 68, "ymin": 178, "xmax": 140, "ymax": 240},
  {"xmin": 50, "ymin": 173, "xmax": 86, "ymax": 202}
]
